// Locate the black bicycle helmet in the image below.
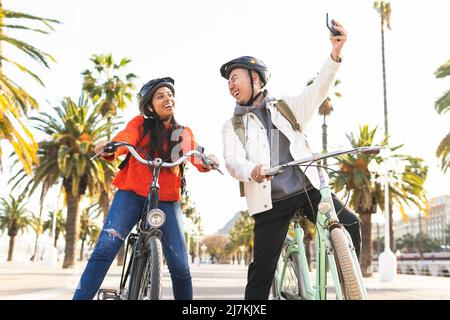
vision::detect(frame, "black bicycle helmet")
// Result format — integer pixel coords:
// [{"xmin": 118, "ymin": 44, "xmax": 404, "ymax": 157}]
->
[
  {"xmin": 220, "ymin": 56, "xmax": 270, "ymax": 85},
  {"xmin": 220, "ymin": 56, "xmax": 270, "ymax": 106},
  {"xmin": 138, "ymin": 77, "xmax": 175, "ymax": 116}
]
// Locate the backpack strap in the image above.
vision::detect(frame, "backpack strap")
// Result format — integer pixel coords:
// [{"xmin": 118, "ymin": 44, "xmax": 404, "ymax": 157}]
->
[
  {"xmin": 231, "ymin": 115, "xmax": 247, "ymax": 197},
  {"xmin": 274, "ymin": 99, "xmax": 302, "ymax": 133},
  {"xmin": 231, "ymin": 115, "xmax": 246, "ymax": 147}
]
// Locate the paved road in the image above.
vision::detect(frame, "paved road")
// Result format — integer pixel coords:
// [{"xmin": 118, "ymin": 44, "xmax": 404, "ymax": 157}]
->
[{"xmin": 1, "ymin": 261, "xmax": 450, "ymax": 300}]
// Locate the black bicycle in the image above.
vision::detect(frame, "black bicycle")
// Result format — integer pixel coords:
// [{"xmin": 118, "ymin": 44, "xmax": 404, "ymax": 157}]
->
[{"xmin": 91, "ymin": 141, "xmax": 221, "ymax": 300}]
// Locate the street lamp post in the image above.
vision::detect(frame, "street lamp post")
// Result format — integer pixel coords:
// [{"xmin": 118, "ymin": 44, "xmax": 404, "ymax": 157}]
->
[
  {"xmin": 378, "ymin": 163, "xmax": 397, "ymax": 281},
  {"xmin": 369, "ymin": 156, "xmax": 404, "ymax": 281}
]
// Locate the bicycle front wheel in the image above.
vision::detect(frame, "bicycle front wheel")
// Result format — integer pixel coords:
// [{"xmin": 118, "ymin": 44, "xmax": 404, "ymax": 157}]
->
[
  {"xmin": 127, "ymin": 235, "xmax": 163, "ymax": 300},
  {"xmin": 330, "ymin": 228, "xmax": 364, "ymax": 300}
]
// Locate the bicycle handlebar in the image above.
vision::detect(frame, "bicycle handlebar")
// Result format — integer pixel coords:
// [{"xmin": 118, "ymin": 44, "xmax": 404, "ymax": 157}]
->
[
  {"xmin": 264, "ymin": 146, "xmax": 384, "ymax": 176},
  {"xmin": 90, "ymin": 141, "xmax": 223, "ymax": 174}
]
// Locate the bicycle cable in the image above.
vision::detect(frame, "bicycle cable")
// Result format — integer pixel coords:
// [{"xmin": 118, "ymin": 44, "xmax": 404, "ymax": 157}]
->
[{"xmin": 298, "ymin": 162, "xmax": 357, "ymax": 229}]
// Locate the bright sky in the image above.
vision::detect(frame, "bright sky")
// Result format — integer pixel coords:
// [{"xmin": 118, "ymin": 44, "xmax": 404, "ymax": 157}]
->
[{"xmin": 1, "ymin": 0, "xmax": 449, "ymax": 234}]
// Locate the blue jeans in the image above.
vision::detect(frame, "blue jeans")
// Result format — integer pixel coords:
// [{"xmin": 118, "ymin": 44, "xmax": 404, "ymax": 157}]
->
[{"xmin": 73, "ymin": 190, "xmax": 192, "ymax": 300}]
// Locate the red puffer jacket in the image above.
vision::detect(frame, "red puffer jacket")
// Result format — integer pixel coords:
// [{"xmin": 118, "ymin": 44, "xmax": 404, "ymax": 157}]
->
[{"xmin": 104, "ymin": 115, "xmax": 208, "ymax": 201}]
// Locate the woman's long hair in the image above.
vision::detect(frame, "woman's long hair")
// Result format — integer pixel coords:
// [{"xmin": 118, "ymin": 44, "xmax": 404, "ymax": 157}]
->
[{"xmin": 144, "ymin": 115, "xmax": 183, "ymax": 161}]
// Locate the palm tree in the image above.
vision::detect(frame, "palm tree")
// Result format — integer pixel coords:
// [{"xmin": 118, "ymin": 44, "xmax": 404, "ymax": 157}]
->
[
  {"xmin": 331, "ymin": 125, "xmax": 428, "ymax": 276},
  {"xmin": 229, "ymin": 210, "xmax": 254, "ymax": 264},
  {"xmin": 374, "ymin": 154, "xmax": 429, "ymax": 251},
  {"xmin": 373, "ymin": 2, "xmax": 395, "ymax": 248},
  {"xmin": 11, "ymin": 96, "xmax": 117, "ymax": 268},
  {"xmin": 396, "ymin": 233, "xmax": 415, "ymax": 253},
  {"xmin": 331, "ymin": 125, "xmax": 384, "ymax": 276},
  {"xmin": 307, "ymin": 78, "xmax": 342, "ymax": 165},
  {"xmin": 81, "ymin": 54, "xmax": 136, "ymax": 265},
  {"xmin": 373, "ymin": 1, "xmax": 392, "ymax": 140},
  {"xmin": 180, "ymin": 189, "xmax": 205, "ymax": 263},
  {"xmin": 43, "ymin": 209, "xmax": 66, "ymax": 248},
  {"xmin": 81, "ymin": 53, "xmax": 136, "ymax": 214},
  {"xmin": 0, "ymin": 195, "xmax": 30, "ymax": 261},
  {"xmin": 81, "ymin": 53, "xmax": 137, "ymax": 140},
  {"xmin": 0, "ymin": 2, "xmax": 59, "ymax": 173},
  {"xmin": 203, "ymin": 235, "xmax": 230, "ymax": 264},
  {"xmin": 79, "ymin": 204, "xmax": 101, "ymax": 261},
  {"xmin": 433, "ymin": 60, "xmax": 450, "ymax": 173}
]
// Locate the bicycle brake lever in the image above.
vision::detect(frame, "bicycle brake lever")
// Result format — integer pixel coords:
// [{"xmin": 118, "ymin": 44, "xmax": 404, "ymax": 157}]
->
[
  {"xmin": 90, "ymin": 151, "xmax": 103, "ymax": 161},
  {"xmin": 90, "ymin": 142, "xmax": 118, "ymax": 161},
  {"xmin": 359, "ymin": 146, "xmax": 382, "ymax": 155},
  {"xmin": 212, "ymin": 165, "xmax": 224, "ymax": 175},
  {"xmin": 202, "ymin": 156, "xmax": 224, "ymax": 175}
]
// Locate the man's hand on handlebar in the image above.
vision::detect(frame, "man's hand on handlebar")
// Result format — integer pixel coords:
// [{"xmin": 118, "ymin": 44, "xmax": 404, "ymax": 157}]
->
[{"xmin": 251, "ymin": 164, "xmax": 273, "ymax": 183}]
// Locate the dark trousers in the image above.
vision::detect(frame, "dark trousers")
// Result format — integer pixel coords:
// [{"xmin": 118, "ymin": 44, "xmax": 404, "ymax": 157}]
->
[{"xmin": 244, "ymin": 188, "xmax": 361, "ymax": 300}]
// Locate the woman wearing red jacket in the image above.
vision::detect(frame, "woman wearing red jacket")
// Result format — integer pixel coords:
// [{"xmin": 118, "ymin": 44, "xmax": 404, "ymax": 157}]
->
[{"xmin": 73, "ymin": 77, "xmax": 219, "ymax": 300}]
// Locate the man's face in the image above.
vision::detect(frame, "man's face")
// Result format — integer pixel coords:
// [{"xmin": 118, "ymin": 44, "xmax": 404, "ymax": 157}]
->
[{"xmin": 228, "ymin": 68, "xmax": 252, "ymax": 105}]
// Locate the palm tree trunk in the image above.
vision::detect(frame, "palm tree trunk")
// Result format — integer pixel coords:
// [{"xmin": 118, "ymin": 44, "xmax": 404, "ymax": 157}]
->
[
  {"xmin": 31, "ymin": 206, "xmax": 44, "ymax": 261},
  {"xmin": 7, "ymin": 235, "xmax": 16, "ymax": 261},
  {"xmin": 380, "ymin": 1, "xmax": 389, "ymax": 139},
  {"xmin": 359, "ymin": 212, "xmax": 373, "ymax": 277},
  {"xmin": 31, "ymin": 206, "xmax": 43, "ymax": 261},
  {"xmin": 63, "ymin": 191, "xmax": 81, "ymax": 268},
  {"xmin": 31, "ymin": 232, "xmax": 39, "ymax": 261}
]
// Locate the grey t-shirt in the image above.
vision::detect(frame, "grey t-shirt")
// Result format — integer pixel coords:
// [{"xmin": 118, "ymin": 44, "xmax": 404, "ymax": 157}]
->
[{"xmin": 251, "ymin": 100, "xmax": 312, "ymax": 202}]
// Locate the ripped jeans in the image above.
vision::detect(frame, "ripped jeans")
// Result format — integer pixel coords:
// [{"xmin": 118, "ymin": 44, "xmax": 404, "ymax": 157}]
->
[{"xmin": 72, "ymin": 190, "xmax": 192, "ymax": 300}]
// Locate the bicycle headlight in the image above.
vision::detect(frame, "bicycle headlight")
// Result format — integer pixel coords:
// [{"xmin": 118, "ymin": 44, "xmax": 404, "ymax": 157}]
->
[
  {"xmin": 318, "ymin": 201, "xmax": 332, "ymax": 214},
  {"xmin": 146, "ymin": 209, "xmax": 166, "ymax": 228}
]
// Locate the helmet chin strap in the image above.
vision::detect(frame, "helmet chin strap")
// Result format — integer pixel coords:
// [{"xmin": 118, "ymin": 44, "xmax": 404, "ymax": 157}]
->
[{"xmin": 244, "ymin": 70, "xmax": 265, "ymax": 106}]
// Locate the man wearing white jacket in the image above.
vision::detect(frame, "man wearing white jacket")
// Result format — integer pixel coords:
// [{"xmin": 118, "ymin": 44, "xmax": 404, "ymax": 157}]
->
[{"xmin": 221, "ymin": 20, "xmax": 361, "ymax": 300}]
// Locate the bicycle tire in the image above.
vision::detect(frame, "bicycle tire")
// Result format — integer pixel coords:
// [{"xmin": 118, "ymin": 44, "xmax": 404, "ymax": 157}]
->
[
  {"xmin": 330, "ymin": 228, "xmax": 364, "ymax": 300},
  {"xmin": 272, "ymin": 251, "xmax": 304, "ymax": 300},
  {"xmin": 127, "ymin": 235, "xmax": 162, "ymax": 300}
]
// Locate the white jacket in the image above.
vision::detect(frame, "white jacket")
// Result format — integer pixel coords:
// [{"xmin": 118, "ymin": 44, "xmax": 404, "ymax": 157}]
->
[{"xmin": 222, "ymin": 56, "xmax": 341, "ymax": 216}]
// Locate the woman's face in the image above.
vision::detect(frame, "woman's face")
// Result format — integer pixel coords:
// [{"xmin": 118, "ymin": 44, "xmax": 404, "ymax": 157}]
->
[{"xmin": 149, "ymin": 86, "xmax": 175, "ymax": 119}]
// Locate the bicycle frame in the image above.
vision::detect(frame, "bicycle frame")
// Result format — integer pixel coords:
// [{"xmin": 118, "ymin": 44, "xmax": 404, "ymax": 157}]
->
[
  {"xmin": 273, "ymin": 155, "xmax": 373, "ymax": 300},
  {"xmin": 274, "ymin": 176, "xmax": 368, "ymax": 299}
]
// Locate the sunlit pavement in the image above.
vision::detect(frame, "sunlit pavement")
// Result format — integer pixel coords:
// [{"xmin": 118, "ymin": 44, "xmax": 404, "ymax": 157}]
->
[{"xmin": 1, "ymin": 261, "xmax": 450, "ymax": 300}]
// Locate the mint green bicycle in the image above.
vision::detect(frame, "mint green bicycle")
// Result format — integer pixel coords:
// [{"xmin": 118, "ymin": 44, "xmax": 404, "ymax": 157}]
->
[{"xmin": 267, "ymin": 146, "xmax": 381, "ymax": 300}]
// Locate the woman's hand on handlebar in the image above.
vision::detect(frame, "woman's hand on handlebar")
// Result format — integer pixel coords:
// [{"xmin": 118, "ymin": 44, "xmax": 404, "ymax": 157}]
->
[{"xmin": 95, "ymin": 140, "xmax": 115, "ymax": 158}]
